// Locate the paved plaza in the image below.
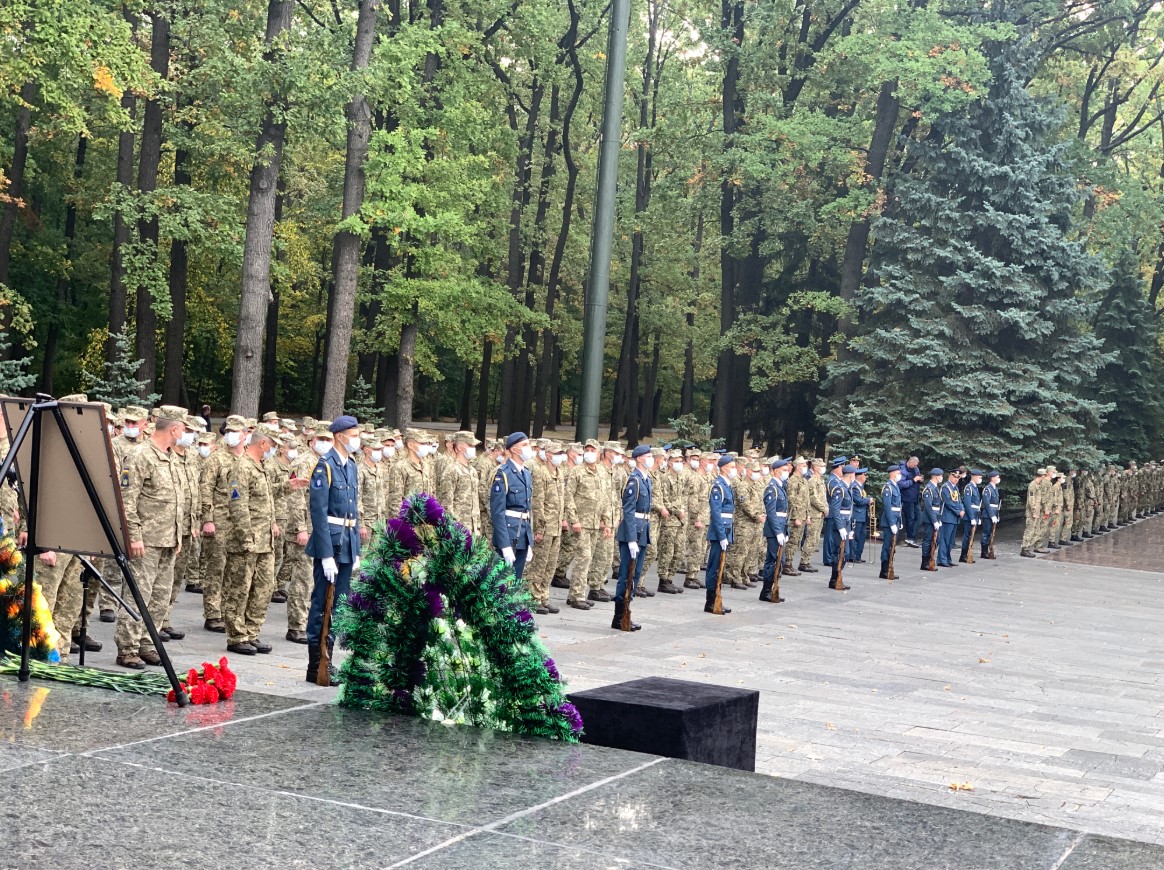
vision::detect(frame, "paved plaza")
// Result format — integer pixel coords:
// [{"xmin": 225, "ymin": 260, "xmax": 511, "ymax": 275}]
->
[{"xmin": 13, "ymin": 513, "xmax": 1163, "ymax": 865}]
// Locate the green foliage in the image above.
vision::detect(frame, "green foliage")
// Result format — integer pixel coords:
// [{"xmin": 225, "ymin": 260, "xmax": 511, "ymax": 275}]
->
[
  {"xmin": 82, "ymin": 329, "xmax": 158, "ymax": 408},
  {"xmin": 344, "ymin": 375, "xmax": 378, "ymax": 421},
  {"xmin": 822, "ymin": 24, "xmax": 1112, "ymax": 479},
  {"xmin": 668, "ymin": 414, "xmax": 722, "ymax": 451}
]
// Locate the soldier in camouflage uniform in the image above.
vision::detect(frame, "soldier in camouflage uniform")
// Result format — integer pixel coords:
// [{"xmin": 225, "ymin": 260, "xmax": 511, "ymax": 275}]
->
[
  {"xmin": 198, "ymin": 415, "xmax": 248, "ymax": 633},
  {"xmin": 563, "ymin": 439, "xmax": 606, "ymax": 609},
  {"xmin": 1059, "ymin": 466, "xmax": 1077, "ymax": 546},
  {"xmin": 726, "ymin": 461, "xmax": 762, "ymax": 589},
  {"xmin": 358, "ymin": 434, "xmax": 386, "ymax": 540},
  {"xmin": 437, "ymin": 430, "xmax": 482, "ymax": 535},
  {"xmin": 385, "ymin": 429, "xmax": 434, "ymax": 510},
  {"xmin": 115, "ymin": 406, "xmax": 188, "ymax": 669},
  {"xmin": 653, "ymin": 449, "xmax": 686, "ymax": 595},
  {"xmin": 474, "ymin": 439, "xmax": 502, "ymax": 544},
  {"xmin": 585, "ymin": 443, "xmax": 621, "ymax": 600},
  {"xmin": 1080, "ymin": 468, "xmax": 1098, "ymax": 537},
  {"xmin": 223, "ymin": 423, "xmax": 288, "ymax": 655},
  {"xmin": 552, "ymin": 442, "xmax": 584, "ymax": 589},
  {"xmin": 1044, "ymin": 468, "xmax": 1065, "ymax": 549},
  {"xmin": 679, "ymin": 450, "xmax": 706, "ymax": 589},
  {"xmin": 800, "ymin": 458, "xmax": 827, "ymax": 572},
  {"xmin": 1020, "ymin": 468, "xmax": 1048, "ymax": 557},
  {"xmin": 159, "ymin": 413, "xmax": 204, "ymax": 640},
  {"xmin": 783, "ymin": 457, "xmax": 810, "ymax": 575},
  {"xmin": 527, "ymin": 441, "xmax": 566, "ymax": 614}
]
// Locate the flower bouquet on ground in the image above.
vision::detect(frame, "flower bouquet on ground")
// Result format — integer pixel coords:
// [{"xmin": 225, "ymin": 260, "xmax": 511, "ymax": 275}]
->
[
  {"xmin": 166, "ymin": 658, "xmax": 237, "ymax": 704},
  {"xmin": 334, "ymin": 493, "xmax": 583, "ymax": 742},
  {"xmin": 0, "ymin": 537, "xmax": 62, "ymax": 663}
]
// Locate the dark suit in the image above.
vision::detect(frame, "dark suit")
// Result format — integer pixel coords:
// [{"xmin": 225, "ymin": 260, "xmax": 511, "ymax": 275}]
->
[
  {"xmin": 615, "ymin": 467, "xmax": 652, "ymax": 600},
  {"xmin": 704, "ymin": 475, "xmax": 735, "ymax": 592},
  {"xmin": 489, "ymin": 459, "xmax": 534, "ymax": 578},
  {"xmin": 306, "ymin": 449, "xmax": 360, "ymax": 647}
]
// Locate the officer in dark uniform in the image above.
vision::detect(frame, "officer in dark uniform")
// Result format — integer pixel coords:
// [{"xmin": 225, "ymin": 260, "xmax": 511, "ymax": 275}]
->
[
  {"xmin": 938, "ymin": 469, "xmax": 964, "ymax": 567},
  {"xmin": 880, "ymin": 465, "xmax": 902, "ymax": 579},
  {"xmin": 825, "ymin": 459, "xmax": 855, "ymax": 591},
  {"xmin": 981, "ymin": 470, "xmax": 1001, "ymax": 559},
  {"xmin": 849, "ymin": 467, "xmax": 871, "ymax": 562},
  {"xmin": 704, "ymin": 455, "xmax": 736, "ymax": 615},
  {"xmin": 305, "ymin": 415, "xmax": 362, "ymax": 684},
  {"xmin": 613, "ymin": 444, "xmax": 653, "ymax": 631},
  {"xmin": 959, "ymin": 469, "xmax": 983, "ymax": 563},
  {"xmin": 760, "ymin": 457, "xmax": 791, "ymax": 603},
  {"xmin": 489, "ymin": 432, "xmax": 535, "ymax": 580},
  {"xmin": 920, "ymin": 468, "xmax": 943, "ymax": 571}
]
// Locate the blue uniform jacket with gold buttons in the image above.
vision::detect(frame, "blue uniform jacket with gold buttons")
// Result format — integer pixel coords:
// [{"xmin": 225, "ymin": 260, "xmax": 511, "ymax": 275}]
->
[
  {"xmin": 489, "ymin": 459, "xmax": 533, "ymax": 552},
  {"xmin": 306, "ymin": 449, "xmax": 361, "ymax": 563}
]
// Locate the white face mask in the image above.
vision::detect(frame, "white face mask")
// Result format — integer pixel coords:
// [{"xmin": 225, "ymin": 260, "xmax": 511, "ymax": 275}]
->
[
  {"xmin": 123, "ymin": 426, "xmax": 140, "ymax": 439},
  {"xmin": 550, "ymin": 453, "xmax": 565, "ymax": 466},
  {"xmin": 264, "ymin": 446, "xmax": 277, "ymax": 460},
  {"xmin": 779, "ymin": 472, "xmax": 789, "ymax": 482},
  {"xmin": 672, "ymin": 462, "xmax": 683, "ymax": 472},
  {"xmin": 538, "ymin": 450, "xmax": 547, "ymax": 461},
  {"xmin": 370, "ymin": 449, "xmax": 383, "ymax": 462},
  {"xmin": 107, "ymin": 424, "xmax": 115, "ymax": 436},
  {"xmin": 287, "ymin": 449, "xmax": 298, "ymax": 460},
  {"xmin": 584, "ymin": 452, "xmax": 598, "ymax": 465},
  {"xmin": 179, "ymin": 432, "xmax": 196, "ymax": 447},
  {"xmin": 751, "ymin": 471, "xmax": 761, "ymax": 481},
  {"xmin": 464, "ymin": 446, "xmax": 477, "ymax": 460},
  {"xmin": 198, "ymin": 445, "xmax": 211, "ymax": 458},
  {"xmin": 519, "ymin": 445, "xmax": 535, "ymax": 462},
  {"xmin": 347, "ymin": 436, "xmax": 362, "ymax": 452},
  {"xmin": 495, "ymin": 453, "xmax": 505, "ymax": 464},
  {"xmin": 572, "ymin": 454, "xmax": 583, "ymax": 465},
  {"xmin": 244, "ymin": 433, "xmax": 254, "ymax": 447},
  {"xmin": 313, "ymin": 441, "xmax": 332, "ymax": 456},
  {"xmin": 384, "ymin": 444, "xmax": 396, "ymax": 457},
  {"xmin": 728, "ymin": 468, "xmax": 738, "ymax": 479},
  {"xmin": 613, "ymin": 455, "xmax": 624, "ymax": 466},
  {"xmin": 689, "ymin": 459, "xmax": 699, "ymax": 469},
  {"xmin": 224, "ymin": 431, "xmax": 242, "ymax": 448},
  {"xmin": 643, "ymin": 456, "xmax": 655, "ymax": 470}
]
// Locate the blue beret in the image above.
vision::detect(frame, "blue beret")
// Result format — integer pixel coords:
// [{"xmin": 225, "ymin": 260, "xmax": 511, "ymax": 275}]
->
[
  {"xmin": 841, "ymin": 464, "xmax": 857, "ymax": 474},
  {"xmin": 970, "ymin": 468, "xmax": 984, "ymax": 477},
  {"xmin": 887, "ymin": 465, "xmax": 900, "ymax": 473},
  {"xmin": 855, "ymin": 467, "xmax": 868, "ymax": 475},
  {"xmin": 717, "ymin": 455, "xmax": 735, "ymax": 468},
  {"xmin": 770, "ymin": 458, "xmax": 790, "ymax": 469},
  {"xmin": 831, "ymin": 455, "xmax": 849, "ymax": 468},
  {"xmin": 989, "ymin": 470, "xmax": 1001, "ymax": 478},
  {"xmin": 329, "ymin": 415, "xmax": 359, "ymax": 433},
  {"xmin": 631, "ymin": 444, "xmax": 651, "ymax": 459},
  {"xmin": 929, "ymin": 467, "xmax": 944, "ymax": 477},
  {"xmin": 505, "ymin": 431, "xmax": 529, "ymax": 449}
]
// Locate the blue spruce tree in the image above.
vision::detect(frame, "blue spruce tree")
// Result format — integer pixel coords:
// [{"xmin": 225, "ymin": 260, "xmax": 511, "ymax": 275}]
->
[{"xmin": 823, "ymin": 23, "xmax": 1110, "ymax": 475}]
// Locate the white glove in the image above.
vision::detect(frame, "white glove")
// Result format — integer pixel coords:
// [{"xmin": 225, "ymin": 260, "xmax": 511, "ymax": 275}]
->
[
  {"xmin": 890, "ymin": 524, "xmax": 898, "ymax": 535},
  {"xmin": 839, "ymin": 528, "xmax": 849, "ymax": 541},
  {"xmin": 321, "ymin": 557, "xmax": 338, "ymax": 582},
  {"xmin": 628, "ymin": 541, "xmax": 640, "ymax": 559},
  {"xmin": 526, "ymin": 545, "xmax": 534, "ymax": 564},
  {"xmin": 501, "ymin": 546, "xmax": 516, "ymax": 565},
  {"xmin": 971, "ymin": 519, "xmax": 979, "ymax": 527},
  {"xmin": 719, "ymin": 538, "xmax": 729, "ymax": 551},
  {"xmin": 353, "ymin": 556, "xmax": 361, "ymax": 572},
  {"xmin": 777, "ymin": 533, "xmax": 787, "ymax": 546},
  {"xmin": 935, "ymin": 521, "xmax": 942, "ymax": 529}
]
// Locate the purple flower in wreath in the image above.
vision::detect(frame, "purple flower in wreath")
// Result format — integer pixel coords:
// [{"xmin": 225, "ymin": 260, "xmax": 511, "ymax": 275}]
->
[
  {"xmin": 544, "ymin": 658, "xmax": 561, "ymax": 682},
  {"xmin": 386, "ymin": 517, "xmax": 422, "ymax": 555},
  {"xmin": 452, "ymin": 521, "xmax": 472, "ymax": 551},
  {"xmin": 514, "ymin": 608, "xmax": 534, "ymax": 625},
  {"xmin": 348, "ymin": 591, "xmax": 383, "ymax": 619},
  {"xmin": 422, "ymin": 583, "xmax": 445, "ymax": 617},
  {"xmin": 391, "ymin": 688, "xmax": 412, "ymax": 706},
  {"xmin": 408, "ymin": 659, "xmax": 428, "ymax": 685},
  {"xmin": 422, "ymin": 495, "xmax": 446, "ymax": 526},
  {"xmin": 556, "ymin": 702, "xmax": 584, "ymax": 734}
]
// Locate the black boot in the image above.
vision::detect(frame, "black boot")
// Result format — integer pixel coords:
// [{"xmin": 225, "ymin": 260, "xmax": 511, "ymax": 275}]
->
[
  {"xmin": 610, "ymin": 600, "xmax": 640, "ymax": 631},
  {"xmin": 704, "ymin": 588, "xmax": 730, "ymax": 614},
  {"xmin": 879, "ymin": 561, "xmax": 889, "ymax": 579},
  {"xmin": 306, "ymin": 644, "xmax": 321, "ymax": 684}
]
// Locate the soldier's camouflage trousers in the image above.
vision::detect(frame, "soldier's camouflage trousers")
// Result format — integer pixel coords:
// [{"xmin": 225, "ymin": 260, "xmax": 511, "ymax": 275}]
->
[
  {"xmin": 223, "ymin": 549, "xmax": 276, "ymax": 646},
  {"xmin": 115, "ymin": 546, "xmax": 176, "ymax": 656}
]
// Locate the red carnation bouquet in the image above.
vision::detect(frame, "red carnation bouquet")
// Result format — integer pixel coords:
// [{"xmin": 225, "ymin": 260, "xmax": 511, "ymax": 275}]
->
[{"xmin": 167, "ymin": 657, "xmax": 238, "ymax": 704}]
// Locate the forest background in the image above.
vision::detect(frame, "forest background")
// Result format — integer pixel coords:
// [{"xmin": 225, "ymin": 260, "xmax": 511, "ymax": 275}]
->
[{"xmin": 3, "ymin": 0, "xmax": 1164, "ymax": 480}]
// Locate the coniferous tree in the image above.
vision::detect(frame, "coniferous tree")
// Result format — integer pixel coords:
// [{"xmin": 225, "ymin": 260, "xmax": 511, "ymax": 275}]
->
[
  {"xmin": 0, "ymin": 328, "xmax": 33, "ymax": 396},
  {"xmin": 344, "ymin": 375, "xmax": 378, "ymax": 422},
  {"xmin": 822, "ymin": 25, "xmax": 1110, "ymax": 476},
  {"xmin": 82, "ymin": 329, "xmax": 159, "ymax": 408},
  {"xmin": 1093, "ymin": 249, "xmax": 1163, "ymax": 462}
]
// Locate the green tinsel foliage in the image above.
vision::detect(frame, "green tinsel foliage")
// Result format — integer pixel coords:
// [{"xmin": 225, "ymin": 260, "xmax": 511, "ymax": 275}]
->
[{"xmin": 334, "ymin": 493, "xmax": 582, "ymax": 742}]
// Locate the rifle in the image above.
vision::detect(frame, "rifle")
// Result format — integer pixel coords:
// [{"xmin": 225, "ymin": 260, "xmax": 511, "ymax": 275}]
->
[
  {"xmin": 966, "ymin": 522, "xmax": 977, "ymax": 564},
  {"xmin": 886, "ymin": 527, "xmax": 897, "ymax": 580},
  {"xmin": 621, "ymin": 555, "xmax": 636, "ymax": 631},
  {"xmin": 927, "ymin": 523, "xmax": 938, "ymax": 570},
  {"xmin": 772, "ymin": 539, "xmax": 785, "ymax": 597},
  {"xmin": 836, "ymin": 533, "xmax": 848, "ymax": 586},
  {"xmin": 316, "ymin": 581, "xmax": 335, "ymax": 687},
  {"xmin": 712, "ymin": 545, "xmax": 727, "ymax": 614},
  {"xmin": 987, "ymin": 517, "xmax": 998, "ymax": 558}
]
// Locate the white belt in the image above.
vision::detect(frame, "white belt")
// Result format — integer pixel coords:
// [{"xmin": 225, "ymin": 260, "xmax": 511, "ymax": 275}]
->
[
  {"xmin": 505, "ymin": 510, "xmax": 530, "ymax": 520},
  {"xmin": 890, "ymin": 507, "xmax": 901, "ymax": 513},
  {"xmin": 721, "ymin": 512, "xmax": 734, "ymax": 519},
  {"xmin": 839, "ymin": 510, "xmax": 851, "ymax": 515},
  {"xmin": 775, "ymin": 512, "xmax": 788, "ymax": 517},
  {"xmin": 634, "ymin": 512, "xmax": 649, "ymax": 520},
  {"xmin": 327, "ymin": 517, "xmax": 356, "ymax": 528},
  {"xmin": 989, "ymin": 504, "xmax": 1000, "ymax": 509}
]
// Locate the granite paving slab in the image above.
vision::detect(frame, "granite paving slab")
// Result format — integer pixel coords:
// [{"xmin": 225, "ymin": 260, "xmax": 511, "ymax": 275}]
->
[{"xmin": 0, "ymin": 754, "xmax": 464, "ymax": 868}]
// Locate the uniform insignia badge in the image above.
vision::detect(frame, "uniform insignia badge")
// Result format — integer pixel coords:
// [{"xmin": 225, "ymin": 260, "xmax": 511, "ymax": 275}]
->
[
  {"xmin": 230, "ymin": 483, "xmax": 240, "ymax": 500},
  {"xmin": 120, "ymin": 470, "xmax": 129, "ymax": 488}
]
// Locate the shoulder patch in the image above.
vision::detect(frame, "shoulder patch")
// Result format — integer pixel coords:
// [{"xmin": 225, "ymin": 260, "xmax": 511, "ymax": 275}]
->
[
  {"xmin": 120, "ymin": 469, "xmax": 129, "ymax": 489},
  {"xmin": 230, "ymin": 482, "xmax": 241, "ymax": 500},
  {"xmin": 312, "ymin": 476, "xmax": 325, "ymax": 488}
]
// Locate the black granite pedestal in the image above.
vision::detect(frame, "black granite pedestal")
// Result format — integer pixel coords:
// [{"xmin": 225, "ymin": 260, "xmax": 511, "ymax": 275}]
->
[{"xmin": 568, "ymin": 676, "xmax": 759, "ymax": 771}]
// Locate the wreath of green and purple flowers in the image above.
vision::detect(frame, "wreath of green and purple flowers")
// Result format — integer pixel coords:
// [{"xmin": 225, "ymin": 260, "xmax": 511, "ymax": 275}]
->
[{"xmin": 334, "ymin": 492, "xmax": 582, "ymax": 742}]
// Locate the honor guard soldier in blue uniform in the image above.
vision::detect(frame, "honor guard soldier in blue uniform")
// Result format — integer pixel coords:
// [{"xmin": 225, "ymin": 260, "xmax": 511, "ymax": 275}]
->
[
  {"xmin": 490, "ymin": 432, "xmax": 535, "ymax": 580},
  {"xmin": 959, "ymin": 469, "xmax": 984, "ymax": 563},
  {"xmin": 760, "ymin": 458, "xmax": 791, "ymax": 603},
  {"xmin": 880, "ymin": 465, "xmax": 903, "ymax": 579},
  {"xmin": 305, "ymin": 415, "xmax": 362, "ymax": 685},
  {"xmin": 613, "ymin": 444, "xmax": 654, "ymax": 631},
  {"xmin": 938, "ymin": 469, "xmax": 964, "ymax": 566},
  {"xmin": 824, "ymin": 459, "xmax": 855, "ymax": 591},
  {"xmin": 981, "ymin": 470, "xmax": 1001, "ymax": 559},
  {"xmin": 704, "ymin": 455, "xmax": 736, "ymax": 615},
  {"xmin": 849, "ymin": 468, "xmax": 871, "ymax": 563},
  {"xmin": 920, "ymin": 468, "xmax": 943, "ymax": 571}
]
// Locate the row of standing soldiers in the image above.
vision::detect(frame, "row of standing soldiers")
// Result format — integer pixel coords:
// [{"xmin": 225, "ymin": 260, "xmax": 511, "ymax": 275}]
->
[{"xmin": 1020, "ymin": 462, "xmax": 1164, "ymax": 556}]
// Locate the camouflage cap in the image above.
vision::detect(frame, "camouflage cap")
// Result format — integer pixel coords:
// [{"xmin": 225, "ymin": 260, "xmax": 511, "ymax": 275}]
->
[
  {"xmin": 811, "ymin": 457, "xmax": 825, "ymax": 467},
  {"xmin": 303, "ymin": 417, "xmax": 317, "ymax": 428},
  {"xmin": 314, "ymin": 422, "xmax": 335, "ymax": 438},
  {"xmin": 184, "ymin": 415, "xmax": 207, "ymax": 433},
  {"xmin": 224, "ymin": 414, "xmax": 248, "ymax": 432},
  {"xmin": 669, "ymin": 449, "xmax": 684, "ymax": 460},
  {"xmin": 58, "ymin": 393, "xmax": 89, "ymax": 403},
  {"xmin": 261, "ymin": 411, "xmax": 280, "ymax": 423},
  {"xmin": 686, "ymin": 448, "xmax": 702, "ymax": 458},
  {"xmin": 197, "ymin": 431, "xmax": 216, "ymax": 445},
  {"xmin": 453, "ymin": 430, "xmax": 480, "ymax": 446},
  {"xmin": 602, "ymin": 441, "xmax": 624, "ymax": 455},
  {"xmin": 363, "ymin": 435, "xmax": 383, "ymax": 449},
  {"xmin": 584, "ymin": 438, "xmax": 601, "ymax": 450},
  {"xmin": 548, "ymin": 440, "xmax": 566, "ymax": 453},
  {"xmin": 155, "ymin": 405, "xmax": 188, "ymax": 424},
  {"xmin": 254, "ymin": 422, "xmax": 281, "ymax": 441},
  {"xmin": 1036, "ymin": 467, "xmax": 1047, "ymax": 476},
  {"xmin": 280, "ymin": 432, "xmax": 298, "ymax": 446},
  {"xmin": 121, "ymin": 405, "xmax": 148, "ymax": 421},
  {"xmin": 567, "ymin": 442, "xmax": 583, "ymax": 453},
  {"xmin": 402, "ymin": 428, "xmax": 426, "ymax": 443},
  {"xmin": 793, "ymin": 456, "xmax": 808, "ymax": 467},
  {"xmin": 244, "ymin": 417, "xmax": 258, "ymax": 429}
]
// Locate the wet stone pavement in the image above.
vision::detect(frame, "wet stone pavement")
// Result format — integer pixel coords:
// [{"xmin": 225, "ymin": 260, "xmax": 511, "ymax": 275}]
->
[{"xmin": 7, "ymin": 513, "xmax": 1164, "ymax": 867}]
